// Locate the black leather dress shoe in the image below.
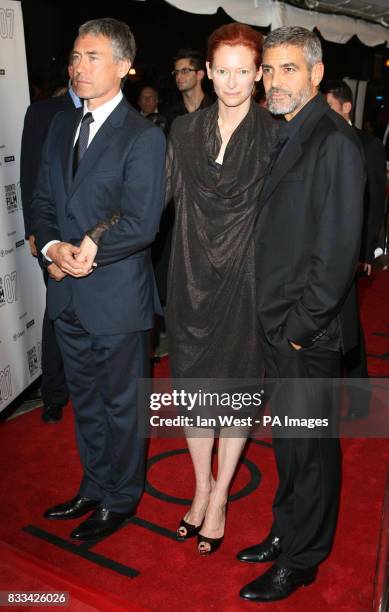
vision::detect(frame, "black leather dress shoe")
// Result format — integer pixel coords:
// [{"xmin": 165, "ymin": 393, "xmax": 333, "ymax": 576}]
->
[
  {"xmin": 237, "ymin": 533, "xmax": 281, "ymax": 563},
  {"xmin": 239, "ymin": 563, "xmax": 317, "ymax": 602},
  {"xmin": 70, "ymin": 508, "xmax": 132, "ymax": 541},
  {"xmin": 44, "ymin": 496, "xmax": 99, "ymax": 520},
  {"xmin": 42, "ymin": 404, "xmax": 63, "ymax": 423}
]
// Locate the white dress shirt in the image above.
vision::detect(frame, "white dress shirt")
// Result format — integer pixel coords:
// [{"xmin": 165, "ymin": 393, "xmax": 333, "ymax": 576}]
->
[{"xmin": 73, "ymin": 90, "xmax": 123, "ymax": 146}]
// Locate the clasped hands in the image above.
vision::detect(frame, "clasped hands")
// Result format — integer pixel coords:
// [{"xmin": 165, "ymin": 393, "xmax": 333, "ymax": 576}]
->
[{"xmin": 46, "ymin": 235, "xmax": 97, "ymax": 281}]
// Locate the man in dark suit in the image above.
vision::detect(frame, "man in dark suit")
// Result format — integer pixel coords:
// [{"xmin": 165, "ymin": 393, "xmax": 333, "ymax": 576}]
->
[
  {"xmin": 323, "ymin": 80, "xmax": 386, "ymax": 418},
  {"xmin": 323, "ymin": 80, "xmax": 386, "ymax": 276},
  {"xmin": 238, "ymin": 27, "xmax": 365, "ymax": 602},
  {"xmin": 31, "ymin": 18, "xmax": 165, "ymax": 540},
  {"xmin": 20, "ymin": 77, "xmax": 81, "ymax": 422}
]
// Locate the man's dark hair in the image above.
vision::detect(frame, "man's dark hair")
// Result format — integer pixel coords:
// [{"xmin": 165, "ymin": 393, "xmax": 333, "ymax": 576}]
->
[
  {"xmin": 264, "ymin": 26, "xmax": 322, "ymax": 70},
  {"xmin": 321, "ymin": 80, "xmax": 353, "ymax": 106},
  {"xmin": 173, "ymin": 48, "xmax": 204, "ymax": 71},
  {"xmin": 78, "ymin": 17, "xmax": 136, "ymax": 63}
]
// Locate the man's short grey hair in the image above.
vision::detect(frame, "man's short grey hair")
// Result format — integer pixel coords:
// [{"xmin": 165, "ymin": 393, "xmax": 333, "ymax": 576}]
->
[
  {"xmin": 78, "ymin": 17, "xmax": 136, "ymax": 63},
  {"xmin": 263, "ymin": 26, "xmax": 322, "ymax": 70}
]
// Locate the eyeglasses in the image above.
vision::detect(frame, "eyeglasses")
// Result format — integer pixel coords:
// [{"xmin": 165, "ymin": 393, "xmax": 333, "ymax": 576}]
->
[{"xmin": 171, "ymin": 68, "xmax": 197, "ymax": 77}]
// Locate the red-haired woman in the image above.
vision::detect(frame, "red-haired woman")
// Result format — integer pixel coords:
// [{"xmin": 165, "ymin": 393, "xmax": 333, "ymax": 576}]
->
[{"xmin": 166, "ymin": 23, "xmax": 277, "ymax": 554}]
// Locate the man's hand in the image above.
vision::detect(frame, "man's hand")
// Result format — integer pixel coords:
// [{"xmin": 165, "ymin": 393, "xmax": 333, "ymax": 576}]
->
[
  {"xmin": 75, "ymin": 235, "xmax": 98, "ymax": 271},
  {"xmin": 28, "ymin": 235, "xmax": 38, "ymax": 257},
  {"xmin": 47, "ymin": 242, "xmax": 92, "ymax": 277},
  {"xmin": 290, "ymin": 341, "xmax": 302, "ymax": 351},
  {"xmin": 47, "ymin": 262, "xmax": 66, "ymax": 281}
]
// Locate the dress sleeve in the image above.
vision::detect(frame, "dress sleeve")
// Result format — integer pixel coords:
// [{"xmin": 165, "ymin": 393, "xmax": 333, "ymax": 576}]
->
[
  {"xmin": 86, "ymin": 210, "xmax": 121, "ymax": 245},
  {"xmin": 86, "ymin": 127, "xmax": 174, "ymax": 248},
  {"xmin": 165, "ymin": 132, "xmax": 175, "ymax": 205}
]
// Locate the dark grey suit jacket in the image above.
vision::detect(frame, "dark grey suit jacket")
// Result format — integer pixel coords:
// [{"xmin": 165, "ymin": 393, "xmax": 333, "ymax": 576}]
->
[{"xmin": 255, "ymin": 94, "xmax": 365, "ymax": 355}]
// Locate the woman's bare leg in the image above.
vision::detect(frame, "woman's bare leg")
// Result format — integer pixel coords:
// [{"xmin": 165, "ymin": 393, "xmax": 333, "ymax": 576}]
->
[
  {"xmin": 198, "ymin": 430, "xmax": 248, "ymax": 551},
  {"xmin": 178, "ymin": 428, "xmax": 215, "ymax": 537}
]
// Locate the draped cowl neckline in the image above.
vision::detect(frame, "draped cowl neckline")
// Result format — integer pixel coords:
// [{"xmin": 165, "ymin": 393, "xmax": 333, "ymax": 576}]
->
[{"xmin": 180, "ymin": 100, "xmax": 273, "ymax": 202}]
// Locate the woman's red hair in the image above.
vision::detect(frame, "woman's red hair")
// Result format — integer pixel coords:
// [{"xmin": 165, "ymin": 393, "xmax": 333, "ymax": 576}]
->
[{"xmin": 207, "ymin": 23, "xmax": 263, "ymax": 69}]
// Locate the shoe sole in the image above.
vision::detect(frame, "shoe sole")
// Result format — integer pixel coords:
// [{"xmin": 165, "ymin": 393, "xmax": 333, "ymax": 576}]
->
[
  {"xmin": 239, "ymin": 578, "xmax": 316, "ymax": 602},
  {"xmin": 70, "ymin": 520, "xmax": 130, "ymax": 541},
  {"xmin": 237, "ymin": 555, "xmax": 280, "ymax": 564}
]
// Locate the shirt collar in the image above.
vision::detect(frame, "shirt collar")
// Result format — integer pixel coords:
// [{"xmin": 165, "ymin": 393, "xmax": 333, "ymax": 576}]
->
[
  {"xmin": 83, "ymin": 90, "xmax": 123, "ymax": 123},
  {"xmin": 68, "ymin": 86, "xmax": 82, "ymax": 108},
  {"xmin": 280, "ymin": 93, "xmax": 320, "ymax": 141}
]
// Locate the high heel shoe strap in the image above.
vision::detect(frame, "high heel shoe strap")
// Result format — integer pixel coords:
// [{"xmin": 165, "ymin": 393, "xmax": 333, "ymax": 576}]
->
[
  {"xmin": 198, "ymin": 534, "xmax": 224, "ymax": 545},
  {"xmin": 177, "ymin": 518, "xmax": 202, "ymax": 539}
]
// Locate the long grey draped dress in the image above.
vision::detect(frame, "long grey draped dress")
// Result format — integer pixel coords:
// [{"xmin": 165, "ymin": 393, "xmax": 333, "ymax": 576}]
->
[{"xmin": 166, "ymin": 101, "xmax": 277, "ymax": 380}]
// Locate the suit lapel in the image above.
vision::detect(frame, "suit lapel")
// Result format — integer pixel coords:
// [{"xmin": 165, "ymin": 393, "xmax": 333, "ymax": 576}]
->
[
  {"xmin": 260, "ymin": 137, "xmax": 303, "ymax": 205},
  {"xmin": 62, "ymin": 107, "xmax": 83, "ymax": 194},
  {"xmin": 259, "ymin": 95, "xmax": 328, "ymax": 210},
  {"xmin": 67, "ymin": 98, "xmax": 129, "ymax": 200}
]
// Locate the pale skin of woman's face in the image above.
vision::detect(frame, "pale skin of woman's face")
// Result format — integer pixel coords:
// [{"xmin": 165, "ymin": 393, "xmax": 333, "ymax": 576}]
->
[{"xmin": 206, "ymin": 44, "xmax": 262, "ymax": 111}]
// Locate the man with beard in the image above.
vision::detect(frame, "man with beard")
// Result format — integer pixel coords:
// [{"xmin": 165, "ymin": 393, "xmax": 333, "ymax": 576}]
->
[{"xmin": 238, "ymin": 27, "xmax": 365, "ymax": 602}]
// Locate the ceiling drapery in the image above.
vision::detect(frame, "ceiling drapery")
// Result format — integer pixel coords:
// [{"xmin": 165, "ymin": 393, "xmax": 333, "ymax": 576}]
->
[{"xmin": 164, "ymin": 0, "xmax": 389, "ymax": 47}]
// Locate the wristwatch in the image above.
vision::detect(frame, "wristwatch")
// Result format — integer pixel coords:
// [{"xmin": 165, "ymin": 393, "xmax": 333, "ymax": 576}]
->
[{"xmin": 38, "ymin": 253, "xmax": 53, "ymax": 269}]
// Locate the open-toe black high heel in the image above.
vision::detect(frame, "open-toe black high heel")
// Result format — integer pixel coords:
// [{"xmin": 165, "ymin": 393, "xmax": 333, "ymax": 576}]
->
[
  {"xmin": 176, "ymin": 518, "xmax": 203, "ymax": 541},
  {"xmin": 197, "ymin": 533, "xmax": 224, "ymax": 555}
]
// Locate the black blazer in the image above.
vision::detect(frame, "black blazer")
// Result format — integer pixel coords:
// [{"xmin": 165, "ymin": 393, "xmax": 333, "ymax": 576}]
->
[
  {"xmin": 355, "ymin": 128, "xmax": 387, "ymax": 263},
  {"xmin": 31, "ymin": 98, "xmax": 166, "ymax": 335},
  {"xmin": 20, "ymin": 92, "xmax": 76, "ymax": 239},
  {"xmin": 255, "ymin": 94, "xmax": 365, "ymax": 355}
]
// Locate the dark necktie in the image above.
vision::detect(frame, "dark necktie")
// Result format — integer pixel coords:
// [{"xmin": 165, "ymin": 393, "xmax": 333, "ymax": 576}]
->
[{"xmin": 73, "ymin": 112, "xmax": 94, "ymax": 176}]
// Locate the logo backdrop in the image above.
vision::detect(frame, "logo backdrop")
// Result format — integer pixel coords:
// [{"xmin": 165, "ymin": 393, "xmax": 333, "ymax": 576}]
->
[{"xmin": 0, "ymin": 0, "xmax": 45, "ymax": 412}]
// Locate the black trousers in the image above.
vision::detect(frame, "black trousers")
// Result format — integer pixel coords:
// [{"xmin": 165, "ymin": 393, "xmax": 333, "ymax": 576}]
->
[
  {"xmin": 343, "ymin": 318, "xmax": 368, "ymax": 378},
  {"xmin": 55, "ymin": 302, "xmax": 149, "ymax": 513},
  {"xmin": 261, "ymin": 335, "xmax": 341, "ymax": 570},
  {"xmin": 41, "ymin": 270, "xmax": 68, "ymax": 407},
  {"xmin": 343, "ymin": 316, "xmax": 371, "ymax": 413}
]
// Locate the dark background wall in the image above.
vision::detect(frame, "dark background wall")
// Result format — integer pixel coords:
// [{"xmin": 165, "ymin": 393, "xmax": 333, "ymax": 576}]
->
[{"xmin": 20, "ymin": 0, "xmax": 389, "ymax": 132}]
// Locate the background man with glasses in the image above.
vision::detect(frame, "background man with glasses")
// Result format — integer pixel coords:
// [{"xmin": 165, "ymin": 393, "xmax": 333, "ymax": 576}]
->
[{"xmin": 165, "ymin": 48, "xmax": 214, "ymax": 129}]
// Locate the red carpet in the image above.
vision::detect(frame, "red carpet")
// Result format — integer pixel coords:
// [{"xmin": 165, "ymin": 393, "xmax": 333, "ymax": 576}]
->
[
  {"xmin": 0, "ymin": 541, "xmax": 144, "ymax": 611},
  {"xmin": 358, "ymin": 271, "xmax": 389, "ymax": 376},
  {"xmin": 0, "ymin": 270, "xmax": 388, "ymax": 611}
]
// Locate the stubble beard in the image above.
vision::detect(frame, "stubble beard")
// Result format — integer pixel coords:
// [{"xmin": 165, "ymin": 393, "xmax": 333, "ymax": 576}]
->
[{"xmin": 266, "ymin": 82, "xmax": 313, "ymax": 116}]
